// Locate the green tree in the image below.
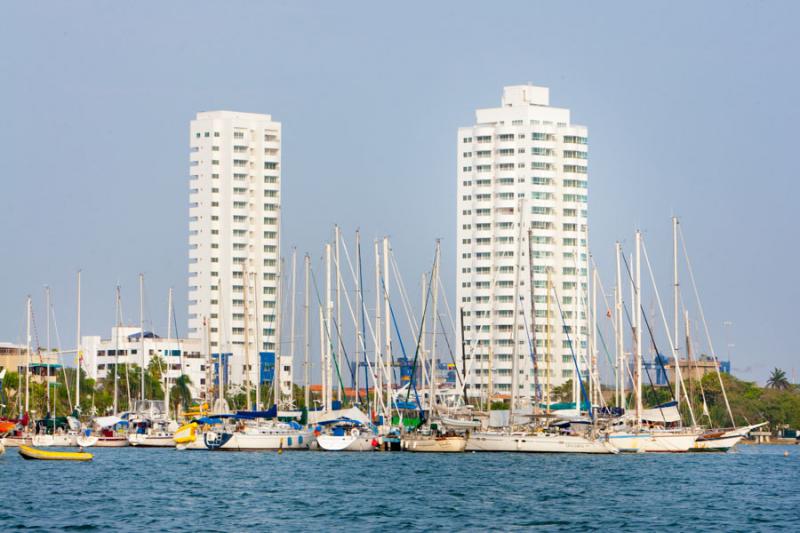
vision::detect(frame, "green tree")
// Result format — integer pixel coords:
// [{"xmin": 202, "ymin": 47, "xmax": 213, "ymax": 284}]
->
[
  {"xmin": 170, "ymin": 374, "xmax": 194, "ymax": 415},
  {"xmin": 767, "ymin": 368, "xmax": 790, "ymax": 390}
]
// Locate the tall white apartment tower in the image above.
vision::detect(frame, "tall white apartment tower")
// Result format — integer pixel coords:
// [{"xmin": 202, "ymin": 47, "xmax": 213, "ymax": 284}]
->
[
  {"xmin": 188, "ymin": 111, "xmax": 292, "ymax": 396},
  {"xmin": 456, "ymin": 86, "xmax": 589, "ymax": 404}
]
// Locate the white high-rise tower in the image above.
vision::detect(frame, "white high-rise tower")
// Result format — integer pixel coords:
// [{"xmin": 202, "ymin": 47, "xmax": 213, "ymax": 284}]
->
[
  {"xmin": 188, "ymin": 111, "xmax": 291, "ymax": 397},
  {"xmin": 456, "ymin": 86, "xmax": 589, "ymax": 404}
]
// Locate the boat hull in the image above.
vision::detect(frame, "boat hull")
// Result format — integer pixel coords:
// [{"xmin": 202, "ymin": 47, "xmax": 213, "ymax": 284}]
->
[
  {"xmin": 19, "ymin": 445, "xmax": 92, "ymax": 461},
  {"xmin": 33, "ymin": 434, "xmax": 79, "ymax": 447},
  {"xmin": 94, "ymin": 436, "xmax": 130, "ymax": 447},
  {"xmin": 200, "ymin": 429, "xmax": 315, "ymax": 451},
  {"xmin": 128, "ymin": 433, "xmax": 176, "ymax": 447},
  {"xmin": 607, "ymin": 431, "xmax": 698, "ymax": 453},
  {"xmin": 402, "ymin": 435, "xmax": 467, "ymax": 453},
  {"xmin": 317, "ymin": 434, "xmax": 377, "ymax": 451},
  {"xmin": 466, "ymin": 432, "xmax": 617, "ymax": 454},
  {"xmin": 1, "ymin": 435, "xmax": 34, "ymax": 447}
]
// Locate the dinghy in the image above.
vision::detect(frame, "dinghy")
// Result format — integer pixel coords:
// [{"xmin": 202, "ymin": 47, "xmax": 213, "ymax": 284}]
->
[{"xmin": 18, "ymin": 445, "xmax": 93, "ymax": 462}]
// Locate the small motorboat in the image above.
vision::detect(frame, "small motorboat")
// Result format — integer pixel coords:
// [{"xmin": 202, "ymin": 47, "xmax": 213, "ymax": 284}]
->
[{"xmin": 18, "ymin": 445, "xmax": 93, "ymax": 461}]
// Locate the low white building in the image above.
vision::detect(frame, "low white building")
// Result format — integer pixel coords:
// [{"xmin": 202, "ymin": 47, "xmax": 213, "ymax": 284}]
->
[{"xmin": 82, "ymin": 326, "xmax": 206, "ymax": 398}]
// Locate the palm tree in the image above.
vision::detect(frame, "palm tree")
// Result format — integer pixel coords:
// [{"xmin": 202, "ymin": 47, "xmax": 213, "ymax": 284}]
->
[
  {"xmin": 767, "ymin": 368, "xmax": 790, "ymax": 390},
  {"xmin": 170, "ymin": 374, "xmax": 193, "ymax": 415}
]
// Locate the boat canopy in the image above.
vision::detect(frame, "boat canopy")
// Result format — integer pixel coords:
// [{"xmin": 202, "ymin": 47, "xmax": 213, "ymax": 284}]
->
[
  {"xmin": 93, "ymin": 415, "xmax": 125, "ymax": 428},
  {"xmin": 641, "ymin": 401, "xmax": 681, "ymax": 423},
  {"xmin": 235, "ymin": 406, "xmax": 278, "ymax": 420}
]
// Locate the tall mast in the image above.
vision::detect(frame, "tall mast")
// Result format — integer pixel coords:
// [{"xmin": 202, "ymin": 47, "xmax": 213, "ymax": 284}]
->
[
  {"xmin": 203, "ymin": 316, "xmax": 211, "ymax": 406},
  {"xmin": 672, "ymin": 216, "xmax": 681, "ymax": 406},
  {"xmin": 634, "ymin": 231, "xmax": 643, "ymax": 426},
  {"xmin": 290, "ymin": 248, "xmax": 297, "ymax": 408},
  {"xmin": 573, "ymin": 244, "xmax": 580, "ymax": 410},
  {"xmin": 46, "ymin": 286, "xmax": 51, "ymax": 410},
  {"xmin": 75, "ymin": 271, "xmax": 81, "ymax": 415},
  {"xmin": 590, "ymin": 266, "xmax": 598, "ymax": 409},
  {"xmin": 274, "ymin": 258, "xmax": 283, "ymax": 409},
  {"xmin": 545, "ymin": 269, "xmax": 552, "ymax": 415},
  {"xmin": 354, "ymin": 231, "xmax": 362, "ymax": 403},
  {"xmin": 25, "ymin": 295, "xmax": 31, "ymax": 416},
  {"xmin": 382, "ymin": 237, "xmax": 391, "ymax": 413},
  {"xmin": 430, "ymin": 241, "xmax": 440, "ymax": 416},
  {"xmin": 324, "ymin": 244, "xmax": 333, "ymax": 411},
  {"xmin": 254, "ymin": 270, "xmax": 262, "ymax": 410},
  {"xmin": 373, "ymin": 240, "xmax": 383, "ymax": 416},
  {"xmin": 243, "ymin": 264, "xmax": 251, "ymax": 410},
  {"xmin": 419, "ymin": 273, "xmax": 428, "ymax": 406},
  {"xmin": 510, "ymin": 203, "xmax": 524, "ymax": 417},
  {"xmin": 303, "ymin": 254, "xmax": 311, "ymax": 409},
  {"xmin": 615, "ymin": 243, "xmax": 624, "ymax": 409},
  {"xmin": 335, "ymin": 226, "xmax": 343, "ymax": 403},
  {"xmin": 139, "ymin": 273, "xmax": 145, "ymax": 403},
  {"xmin": 165, "ymin": 287, "xmax": 172, "ymax": 418},
  {"xmin": 114, "ymin": 286, "xmax": 121, "ymax": 414},
  {"xmin": 217, "ymin": 277, "xmax": 224, "ymax": 404}
]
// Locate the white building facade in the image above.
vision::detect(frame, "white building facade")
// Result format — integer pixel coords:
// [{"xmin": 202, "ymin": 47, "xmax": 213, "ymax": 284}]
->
[
  {"xmin": 82, "ymin": 327, "xmax": 205, "ymax": 398},
  {"xmin": 456, "ymin": 85, "xmax": 589, "ymax": 404},
  {"xmin": 188, "ymin": 111, "xmax": 292, "ymax": 398}
]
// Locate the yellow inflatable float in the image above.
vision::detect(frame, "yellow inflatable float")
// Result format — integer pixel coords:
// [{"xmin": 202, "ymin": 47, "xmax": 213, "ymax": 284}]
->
[{"xmin": 19, "ymin": 445, "xmax": 93, "ymax": 461}]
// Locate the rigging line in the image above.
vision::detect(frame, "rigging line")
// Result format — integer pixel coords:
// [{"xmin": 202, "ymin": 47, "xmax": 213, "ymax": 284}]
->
[
  {"xmin": 388, "ymin": 249, "xmax": 421, "ymax": 339},
  {"xmin": 357, "ymin": 235, "xmax": 369, "ymax": 410},
  {"xmin": 518, "ymin": 295, "xmax": 541, "ymax": 402},
  {"xmin": 308, "ymin": 263, "xmax": 349, "ymax": 397},
  {"xmin": 550, "ymin": 284, "xmax": 593, "ymax": 421},
  {"xmin": 678, "ymin": 223, "xmax": 735, "ymax": 427},
  {"xmin": 436, "ymin": 312, "xmax": 464, "ymax": 389},
  {"xmin": 403, "ymin": 250, "xmax": 437, "ymax": 415},
  {"xmin": 641, "ymin": 237, "xmax": 697, "ymax": 426},
  {"xmin": 620, "ymin": 250, "xmax": 675, "ymax": 402},
  {"xmin": 333, "ymin": 240, "xmax": 383, "ymax": 400},
  {"xmin": 383, "ymin": 274, "xmax": 423, "ymax": 413},
  {"xmin": 51, "ymin": 301, "xmax": 73, "ymax": 412}
]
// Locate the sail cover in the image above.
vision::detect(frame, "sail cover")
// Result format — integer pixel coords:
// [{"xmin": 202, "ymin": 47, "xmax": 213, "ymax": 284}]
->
[{"xmin": 641, "ymin": 401, "xmax": 681, "ymax": 423}]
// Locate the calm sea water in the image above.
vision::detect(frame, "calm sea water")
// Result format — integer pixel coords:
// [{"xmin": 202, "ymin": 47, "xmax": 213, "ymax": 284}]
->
[{"xmin": 1, "ymin": 444, "xmax": 797, "ymax": 531}]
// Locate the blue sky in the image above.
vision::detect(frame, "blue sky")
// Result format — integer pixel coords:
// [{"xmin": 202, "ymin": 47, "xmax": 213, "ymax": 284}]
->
[{"xmin": 0, "ymin": 1, "xmax": 797, "ymax": 384}]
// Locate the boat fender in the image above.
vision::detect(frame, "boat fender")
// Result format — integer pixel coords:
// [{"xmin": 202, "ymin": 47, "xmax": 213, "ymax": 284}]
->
[{"xmin": 351, "ymin": 428, "xmax": 360, "ymax": 438}]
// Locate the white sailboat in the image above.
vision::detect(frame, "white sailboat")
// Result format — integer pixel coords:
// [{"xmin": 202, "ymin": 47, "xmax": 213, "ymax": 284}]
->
[{"xmin": 466, "ymin": 430, "xmax": 617, "ymax": 454}]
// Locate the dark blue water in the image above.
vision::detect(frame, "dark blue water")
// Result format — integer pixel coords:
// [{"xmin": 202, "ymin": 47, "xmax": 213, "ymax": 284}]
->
[{"xmin": 1, "ymin": 445, "xmax": 797, "ymax": 531}]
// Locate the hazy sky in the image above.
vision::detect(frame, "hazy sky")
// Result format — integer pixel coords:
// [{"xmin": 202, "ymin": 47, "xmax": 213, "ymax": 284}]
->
[{"xmin": 1, "ymin": 1, "xmax": 797, "ymax": 384}]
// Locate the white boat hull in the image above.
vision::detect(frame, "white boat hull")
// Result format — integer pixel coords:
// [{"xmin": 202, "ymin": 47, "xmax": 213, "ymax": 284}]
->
[
  {"xmin": 607, "ymin": 430, "xmax": 698, "ymax": 453},
  {"xmin": 128, "ymin": 433, "xmax": 176, "ymax": 447},
  {"xmin": 33, "ymin": 434, "xmax": 78, "ymax": 447},
  {"xmin": 317, "ymin": 434, "xmax": 376, "ymax": 451},
  {"xmin": 467, "ymin": 432, "xmax": 617, "ymax": 454},
  {"xmin": 1, "ymin": 435, "xmax": 34, "ymax": 447},
  {"xmin": 200, "ymin": 429, "xmax": 315, "ymax": 451},
  {"xmin": 94, "ymin": 436, "xmax": 130, "ymax": 447},
  {"xmin": 402, "ymin": 435, "xmax": 466, "ymax": 453}
]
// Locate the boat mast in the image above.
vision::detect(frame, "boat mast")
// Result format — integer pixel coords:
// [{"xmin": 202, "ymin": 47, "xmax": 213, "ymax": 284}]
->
[
  {"xmin": 274, "ymin": 258, "xmax": 283, "ymax": 409},
  {"xmin": 139, "ymin": 273, "xmax": 145, "ymax": 403},
  {"xmin": 303, "ymin": 254, "xmax": 311, "ymax": 409},
  {"xmin": 510, "ymin": 203, "xmax": 523, "ymax": 419},
  {"xmin": 382, "ymin": 237, "xmax": 391, "ymax": 415},
  {"xmin": 325, "ymin": 243, "xmax": 333, "ymax": 411},
  {"xmin": 354, "ymin": 231, "xmax": 361, "ymax": 403},
  {"xmin": 46, "ymin": 286, "xmax": 50, "ymax": 412},
  {"xmin": 75, "ymin": 271, "xmax": 81, "ymax": 416},
  {"xmin": 25, "ymin": 295, "xmax": 31, "ymax": 416},
  {"xmin": 114, "ymin": 286, "xmax": 121, "ymax": 414},
  {"xmin": 290, "ymin": 249, "xmax": 297, "ymax": 409},
  {"xmin": 573, "ymin": 243, "xmax": 580, "ymax": 412},
  {"xmin": 335, "ymin": 226, "xmax": 343, "ymax": 404},
  {"xmin": 672, "ymin": 216, "xmax": 681, "ymax": 407},
  {"xmin": 243, "ymin": 263, "xmax": 251, "ymax": 410},
  {"xmin": 166, "ymin": 287, "xmax": 172, "ymax": 419},
  {"xmin": 373, "ymin": 240, "xmax": 383, "ymax": 417},
  {"xmin": 430, "ymin": 241, "xmax": 440, "ymax": 418},
  {"xmin": 203, "ymin": 315, "xmax": 211, "ymax": 407},
  {"xmin": 591, "ymin": 266, "xmax": 598, "ymax": 410},
  {"xmin": 545, "ymin": 269, "xmax": 552, "ymax": 416},
  {"xmin": 254, "ymin": 270, "xmax": 262, "ymax": 410},
  {"xmin": 419, "ymin": 273, "xmax": 428, "ymax": 409},
  {"xmin": 634, "ymin": 231, "xmax": 642, "ymax": 427},
  {"xmin": 615, "ymin": 243, "xmax": 625, "ymax": 410},
  {"xmin": 217, "ymin": 277, "xmax": 224, "ymax": 406}
]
